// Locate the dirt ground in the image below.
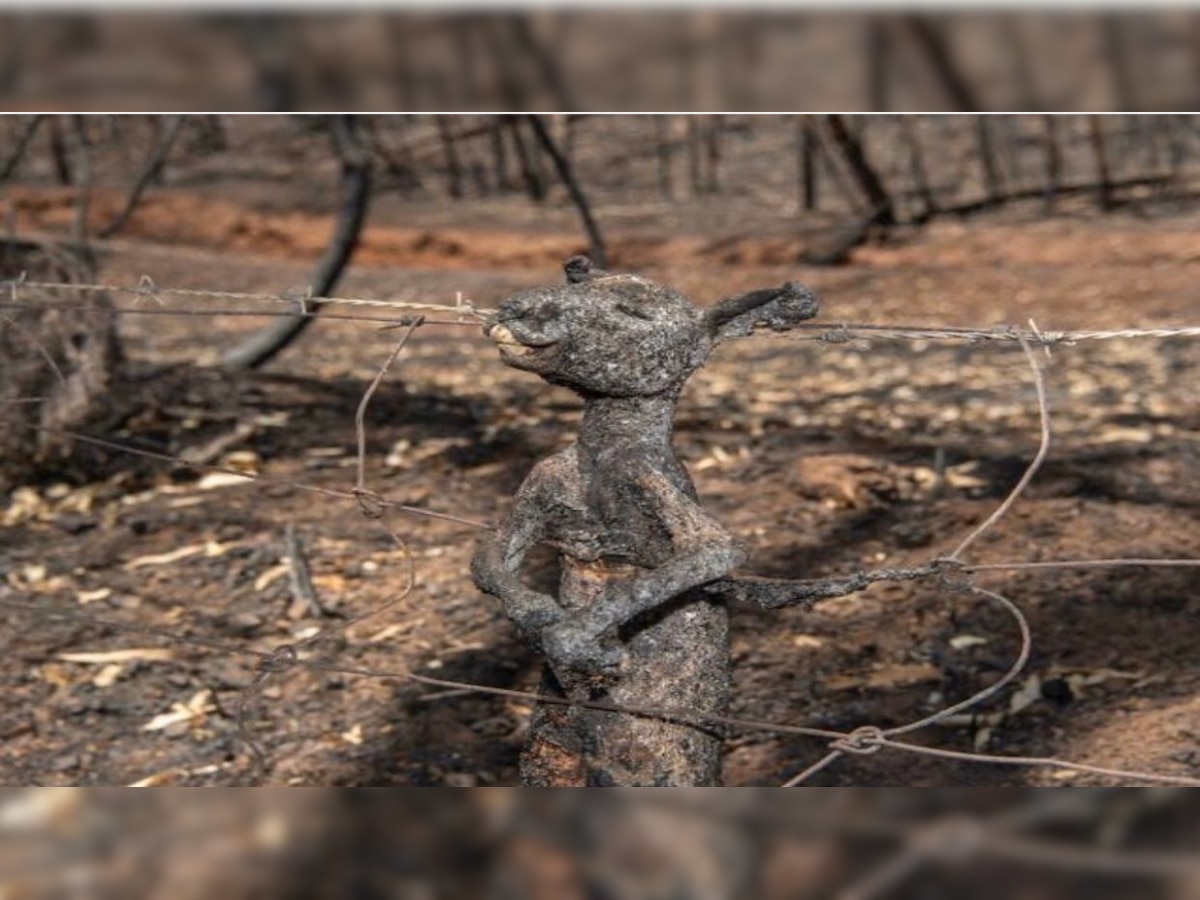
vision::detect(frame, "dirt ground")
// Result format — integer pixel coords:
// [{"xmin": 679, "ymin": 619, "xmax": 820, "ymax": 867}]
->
[{"xmin": 1, "ymin": 179, "xmax": 1199, "ymax": 787}]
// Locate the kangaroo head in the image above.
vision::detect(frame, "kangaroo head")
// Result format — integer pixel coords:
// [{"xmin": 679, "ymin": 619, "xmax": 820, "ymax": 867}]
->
[{"xmin": 484, "ymin": 256, "xmax": 819, "ymax": 399}]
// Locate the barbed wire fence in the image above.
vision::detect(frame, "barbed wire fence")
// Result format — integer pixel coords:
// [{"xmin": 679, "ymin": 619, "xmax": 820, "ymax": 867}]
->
[{"xmin": 2, "ymin": 275, "xmax": 1200, "ymax": 796}]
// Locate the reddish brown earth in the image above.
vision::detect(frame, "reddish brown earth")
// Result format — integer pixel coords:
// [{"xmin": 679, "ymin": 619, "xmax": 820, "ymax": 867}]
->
[{"xmin": 1, "ymin": 186, "xmax": 1199, "ymax": 786}]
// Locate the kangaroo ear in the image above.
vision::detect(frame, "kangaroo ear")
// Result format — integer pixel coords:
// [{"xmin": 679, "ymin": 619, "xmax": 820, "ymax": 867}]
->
[
  {"xmin": 563, "ymin": 255, "xmax": 609, "ymax": 284},
  {"xmin": 704, "ymin": 281, "xmax": 819, "ymax": 342}
]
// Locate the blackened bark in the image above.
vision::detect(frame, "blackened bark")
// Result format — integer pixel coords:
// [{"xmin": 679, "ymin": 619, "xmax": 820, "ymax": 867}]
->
[
  {"xmin": 900, "ymin": 116, "xmax": 937, "ymax": 222},
  {"xmin": 797, "ymin": 117, "xmax": 819, "ymax": 211},
  {"xmin": 867, "ymin": 18, "xmax": 891, "ymax": 111},
  {"xmin": 48, "ymin": 118, "xmax": 72, "ymax": 185},
  {"xmin": 98, "ymin": 116, "xmax": 185, "ymax": 238},
  {"xmin": 823, "ymin": 115, "xmax": 896, "ymax": 226},
  {"xmin": 0, "ymin": 115, "xmax": 45, "ymax": 182},
  {"xmin": 1042, "ymin": 114, "xmax": 1061, "ymax": 213},
  {"xmin": 0, "ymin": 239, "xmax": 122, "ymax": 490},
  {"xmin": 1088, "ymin": 116, "xmax": 1114, "ymax": 211},
  {"xmin": 507, "ymin": 117, "xmax": 546, "ymax": 203},
  {"xmin": 525, "ymin": 114, "xmax": 606, "ymax": 268},
  {"xmin": 903, "ymin": 15, "xmax": 980, "ymax": 111},
  {"xmin": 436, "ymin": 116, "xmax": 465, "ymax": 199},
  {"xmin": 218, "ymin": 117, "xmax": 371, "ymax": 372},
  {"xmin": 975, "ymin": 116, "xmax": 1003, "ymax": 205},
  {"xmin": 656, "ymin": 116, "xmax": 674, "ymax": 200}
]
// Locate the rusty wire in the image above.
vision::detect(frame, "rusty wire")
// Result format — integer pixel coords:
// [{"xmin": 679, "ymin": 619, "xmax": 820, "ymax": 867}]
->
[
  {"xmin": 3, "ymin": 275, "xmax": 489, "ymax": 319},
  {"xmin": 4, "ymin": 276, "xmax": 1200, "ymax": 345},
  {"xmin": 783, "ymin": 331, "xmax": 1049, "ymax": 787}
]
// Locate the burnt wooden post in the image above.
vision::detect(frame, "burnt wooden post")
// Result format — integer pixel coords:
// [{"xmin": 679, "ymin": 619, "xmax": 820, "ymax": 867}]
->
[{"xmin": 471, "ymin": 257, "xmax": 824, "ymax": 786}]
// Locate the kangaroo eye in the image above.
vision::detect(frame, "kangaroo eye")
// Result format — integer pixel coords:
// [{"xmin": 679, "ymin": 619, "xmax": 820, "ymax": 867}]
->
[{"xmin": 615, "ymin": 303, "xmax": 653, "ymax": 322}]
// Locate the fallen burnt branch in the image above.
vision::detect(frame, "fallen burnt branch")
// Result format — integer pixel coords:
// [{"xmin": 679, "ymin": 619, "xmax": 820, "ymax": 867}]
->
[{"xmin": 940, "ymin": 173, "xmax": 1176, "ymax": 217}]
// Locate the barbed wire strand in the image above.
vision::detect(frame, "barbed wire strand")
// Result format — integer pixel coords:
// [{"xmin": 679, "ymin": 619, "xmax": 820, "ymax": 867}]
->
[
  {"xmin": 0, "ymin": 299, "xmax": 482, "ymax": 327},
  {"xmin": 7, "ymin": 277, "xmax": 491, "ymax": 318},
  {"xmin": 785, "ymin": 320, "xmax": 1200, "ymax": 346},
  {"xmin": 6, "ymin": 276, "xmax": 1200, "ymax": 346}
]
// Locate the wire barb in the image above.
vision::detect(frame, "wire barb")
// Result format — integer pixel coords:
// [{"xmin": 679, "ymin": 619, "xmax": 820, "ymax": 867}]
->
[{"xmin": 17, "ymin": 277, "xmax": 493, "ymax": 318}]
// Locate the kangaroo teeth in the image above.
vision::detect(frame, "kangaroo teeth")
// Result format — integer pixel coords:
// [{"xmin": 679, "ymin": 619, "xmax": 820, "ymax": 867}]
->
[{"xmin": 490, "ymin": 324, "xmax": 537, "ymax": 355}]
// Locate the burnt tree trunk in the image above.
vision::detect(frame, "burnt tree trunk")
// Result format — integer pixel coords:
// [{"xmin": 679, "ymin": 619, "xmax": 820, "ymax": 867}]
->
[
  {"xmin": 1000, "ymin": 18, "xmax": 1040, "ymax": 110},
  {"xmin": 903, "ymin": 15, "xmax": 980, "ymax": 111},
  {"xmin": 686, "ymin": 117, "xmax": 703, "ymax": 196},
  {"xmin": 240, "ymin": 15, "xmax": 296, "ymax": 111},
  {"xmin": 436, "ymin": 116, "xmax": 465, "ymax": 200},
  {"xmin": 867, "ymin": 18, "xmax": 891, "ymax": 111},
  {"xmin": 489, "ymin": 116, "xmax": 513, "ymax": 192},
  {"xmin": 0, "ymin": 115, "xmax": 46, "ymax": 183},
  {"xmin": 0, "ymin": 240, "xmax": 123, "ymax": 491},
  {"xmin": 1088, "ymin": 116, "xmax": 1115, "ymax": 211},
  {"xmin": 365, "ymin": 117, "xmax": 423, "ymax": 194},
  {"xmin": 704, "ymin": 115, "xmax": 722, "ymax": 194},
  {"xmin": 525, "ymin": 114, "xmax": 606, "ymax": 268},
  {"xmin": 507, "ymin": 14, "xmax": 576, "ymax": 111},
  {"xmin": 900, "ymin": 116, "xmax": 937, "ymax": 222},
  {"xmin": 1042, "ymin": 114, "xmax": 1062, "ymax": 213},
  {"xmin": 69, "ymin": 116, "xmax": 91, "ymax": 247},
  {"xmin": 796, "ymin": 116, "xmax": 819, "ymax": 211},
  {"xmin": 655, "ymin": 116, "xmax": 674, "ymax": 200},
  {"xmin": 98, "ymin": 115, "xmax": 185, "ymax": 238},
  {"xmin": 1102, "ymin": 14, "xmax": 1137, "ymax": 110},
  {"xmin": 507, "ymin": 117, "xmax": 547, "ymax": 203},
  {"xmin": 218, "ymin": 116, "xmax": 371, "ymax": 372},
  {"xmin": 47, "ymin": 117, "xmax": 72, "ymax": 185},
  {"xmin": 823, "ymin": 115, "xmax": 896, "ymax": 226},
  {"xmin": 975, "ymin": 115, "xmax": 1003, "ymax": 206}
]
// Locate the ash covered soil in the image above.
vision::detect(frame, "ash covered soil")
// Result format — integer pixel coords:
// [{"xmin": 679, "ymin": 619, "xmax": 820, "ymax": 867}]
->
[{"xmin": 2, "ymin": 187, "xmax": 1199, "ymax": 786}]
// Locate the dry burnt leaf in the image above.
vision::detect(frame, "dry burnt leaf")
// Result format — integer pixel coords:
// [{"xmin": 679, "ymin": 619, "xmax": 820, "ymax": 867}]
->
[
  {"xmin": 824, "ymin": 663, "xmax": 943, "ymax": 692},
  {"xmin": 142, "ymin": 689, "xmax": 215, "ymax": 732}
]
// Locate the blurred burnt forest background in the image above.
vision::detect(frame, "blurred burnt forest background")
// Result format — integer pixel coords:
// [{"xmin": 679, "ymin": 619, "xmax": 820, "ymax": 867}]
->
[
  {"xmin": 3, "ymin": 111, "xmax": 1200, "ymax": 489},
  {"xmin": 1, "ymin": 11, "xmax": 1200, "ymax": 112},
  {"xmin": 4, "ymin": 789, "xmax": 1200, "ymax": 899}
]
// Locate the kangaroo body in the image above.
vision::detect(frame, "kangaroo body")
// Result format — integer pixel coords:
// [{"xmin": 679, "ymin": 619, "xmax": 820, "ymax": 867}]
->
[{"xmin": 471, "ymin": 258, "xmax": 819, "ymax": 785}]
